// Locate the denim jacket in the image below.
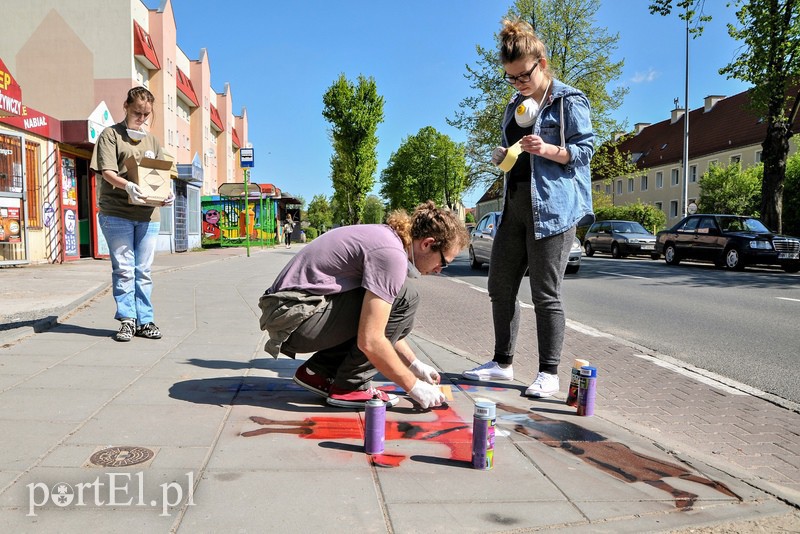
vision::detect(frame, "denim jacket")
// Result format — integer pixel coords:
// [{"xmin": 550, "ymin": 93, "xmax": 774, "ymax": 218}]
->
[{"xmin": 500, "ymin": 79, "xmax": 595, "ymax": 238}]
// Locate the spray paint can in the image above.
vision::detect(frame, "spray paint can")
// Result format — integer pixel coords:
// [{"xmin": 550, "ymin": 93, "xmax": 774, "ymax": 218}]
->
[
  {"xmin": 364, "ymin": 395, "xmax": 386, "ymax": 454},
  {"xmin": 471, "ymin": 400, "xmax": 496, "ymax": 470},
  {"xmin": 577, "ymin": 366, "xmax": 597, "ymax": 416},
  {"xmin": 566, "ymin": 358, "xmax": 590, "ymax": 407}
]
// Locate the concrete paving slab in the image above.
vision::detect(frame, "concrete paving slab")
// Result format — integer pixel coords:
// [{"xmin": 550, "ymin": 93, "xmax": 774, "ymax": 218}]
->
[
  {"xmin": 17, "ymin": 364, "xmax": 142, "ymax": 392},
  {"xmin": 0, "ymin": 387, "xmax": 114, "ymax": 422},
  {"xmin": 179, "ymin": 469, "xmax": 386, "ymax": 533},
  {"xmin": 0, "ymin": 420, "xmax": 76, "ymax": 471}
]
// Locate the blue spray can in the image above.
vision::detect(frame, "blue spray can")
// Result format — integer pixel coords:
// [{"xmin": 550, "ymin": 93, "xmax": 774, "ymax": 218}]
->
[
  {"xmin": 364, "ymin": 395, "xmax": 386, "ymax": 454},
  {"xmin": 471, "ymin": 401, "xmax": 496, "ymax": 469},
  {"xmin": 577, "ymin": 366, "xmax": 597, "ymax": 416}
]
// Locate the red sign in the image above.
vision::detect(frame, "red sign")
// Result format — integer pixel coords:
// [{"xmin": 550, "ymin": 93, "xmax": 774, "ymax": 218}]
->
[
  {"xmin": 0, "ymin": 104, "xmax": 61, "ymax": 140},
  {"xmin": 0, "ymin": 58, "xmax": 23, "ymax": 117}
]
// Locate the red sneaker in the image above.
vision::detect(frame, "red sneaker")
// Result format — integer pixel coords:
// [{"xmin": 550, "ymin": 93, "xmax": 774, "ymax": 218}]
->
[
  {"xmin": 326, "ymin": 386, "xmax": 399, "ymax": 408},
  {"xmin": 292, "ymin": 362, "xmax": 333, "ymax": 397}
]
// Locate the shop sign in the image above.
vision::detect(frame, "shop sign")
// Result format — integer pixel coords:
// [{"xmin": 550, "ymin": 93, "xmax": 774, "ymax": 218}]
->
[
  {"xmin": 0, "ymin": 58, "xmax": 23, "ymax": 117},
  {"xmin": 0, "ymin": 104, "xmax": 61, "ymax": 140}
]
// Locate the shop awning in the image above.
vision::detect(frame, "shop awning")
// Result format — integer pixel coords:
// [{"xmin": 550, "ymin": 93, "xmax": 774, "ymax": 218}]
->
[
  {"xmin": 0, "ymin": 57, "xmax": 23, "ymax": 117},
  {"xmin": 210, "ymin": 104, "xmax": 224, "ymax": 132},
  {"xmin": 133, "ymin": 21, "xmax": 161, "ymax": 70},
  {"xmin": 176, "ymin": 152, "xmax": 204, "ymax": 185},
  {"xmin": 232, "ymin": 127, "xmax": 241, "ymax": 148},
  {"xmin": 176, "ymin": 67, "xmax": 199, "ymax": 107},
  {"xmin": 218, "ymin": 182, "xmax": 262, "ymax": 198}
]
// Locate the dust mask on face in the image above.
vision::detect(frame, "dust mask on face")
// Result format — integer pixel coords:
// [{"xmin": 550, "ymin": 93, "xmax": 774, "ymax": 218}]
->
[
  {"xmin": 127, "ymin": 128, "xmax": 147, "ymax": 141},
  {"xmin": 514, "ymin": 80, "xmax": 551, "ymax": 128}
]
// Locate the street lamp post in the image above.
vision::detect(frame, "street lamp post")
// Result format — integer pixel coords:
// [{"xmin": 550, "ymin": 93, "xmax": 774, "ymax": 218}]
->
[{"xmin": 681, "ymin": 6, "xmax": 690, "ymax": 219}]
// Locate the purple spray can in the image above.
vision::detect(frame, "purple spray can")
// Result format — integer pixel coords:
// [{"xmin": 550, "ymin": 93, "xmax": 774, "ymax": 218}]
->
[
  {"xmin": 364, "ymin": 395, "xmax": 386, "ymax": 454},
  {"xmin": 566, "ymin": 358, "xmax": 590, "ymax": 407},
  {"xmin": 471, "ymin": 401, "xmax": 496, "ymax": 470},
  {"xmin": 577, "ymin": 366, "xmax": 597, "ymax": 416}
]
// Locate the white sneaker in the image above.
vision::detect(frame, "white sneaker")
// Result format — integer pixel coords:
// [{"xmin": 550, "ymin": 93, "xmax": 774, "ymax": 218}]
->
[
  {"xmin": 525, "ymin": 372, "xmax": 560, "ymax": 398},
  {"xmin": 462, "ymin": 361, "xmax": 514, "ymax": 381}
]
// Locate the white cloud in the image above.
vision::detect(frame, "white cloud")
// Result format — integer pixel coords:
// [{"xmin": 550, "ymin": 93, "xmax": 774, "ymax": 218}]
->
[{"xmin": 631, "ymin": 68, "xmax": 659, "ymax": 84}]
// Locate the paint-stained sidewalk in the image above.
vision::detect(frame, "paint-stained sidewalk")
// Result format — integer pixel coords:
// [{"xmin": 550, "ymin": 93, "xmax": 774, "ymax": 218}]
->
[{"xmin": 0, "ymin": 247, "xmax": 798, "ymax": 532}]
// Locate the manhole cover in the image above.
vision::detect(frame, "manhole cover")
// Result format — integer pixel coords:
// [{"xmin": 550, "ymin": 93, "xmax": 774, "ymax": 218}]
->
[{"xmin": 88, "ymin": 446, "xmax": 155, "ymax": 467}]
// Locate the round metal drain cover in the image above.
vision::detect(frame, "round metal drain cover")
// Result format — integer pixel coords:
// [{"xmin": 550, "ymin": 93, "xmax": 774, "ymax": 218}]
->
[{"xmin": 89, "ymin": 446, "xmax": 155, "ymax": 467}]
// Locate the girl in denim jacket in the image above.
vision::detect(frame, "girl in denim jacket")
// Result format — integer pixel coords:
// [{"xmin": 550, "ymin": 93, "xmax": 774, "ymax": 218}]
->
[{"xmin": 463, "ymin": 19, "xmax": 595, "ymax": 398}]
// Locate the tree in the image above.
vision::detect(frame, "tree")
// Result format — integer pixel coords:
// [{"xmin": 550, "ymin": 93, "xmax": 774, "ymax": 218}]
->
[
  {"xmin": 650, "ymin": 0, "xmax": 800, "ymax": 233},
  {"xmin": 322, "ymin": 74, "xmax": 384, "ymax": 225},
  {"xmin": 380, "ymin": 126, "xmax": 467, "ymax": 211},
  {"xmin": 361, "ymin": 195, "xmax": 386, "ymax": 224},
  {"xmin": 449, "ymin": 0, "xmax": 628, "ymax": 195},
  {"xmin": 779, "ymin": 148, "xmax": 799, "ymax": 235},
  {"xmin": 306, "ymin": 194, "xmax": 333, "ymax": 234},
  {"xmin": 697, "ymin": 162, "xmax": 762, "ymax": 216}
]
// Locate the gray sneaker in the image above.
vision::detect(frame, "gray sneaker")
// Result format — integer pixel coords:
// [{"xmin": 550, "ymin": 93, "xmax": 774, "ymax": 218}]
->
[{"xmin": 114, "ymin": 319, "xmax": 136, "ymax": 342}]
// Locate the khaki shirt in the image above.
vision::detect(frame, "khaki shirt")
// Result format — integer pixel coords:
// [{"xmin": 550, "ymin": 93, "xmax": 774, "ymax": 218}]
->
[{"xmin": 90, "ymin": 123, "xmax": 168, "ymax": 222}]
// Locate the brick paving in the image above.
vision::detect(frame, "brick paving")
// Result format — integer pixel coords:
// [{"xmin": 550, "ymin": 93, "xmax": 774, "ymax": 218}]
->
[{"xmin": 413, "ymin": 273, "xmax": 800, "ymax": 505}]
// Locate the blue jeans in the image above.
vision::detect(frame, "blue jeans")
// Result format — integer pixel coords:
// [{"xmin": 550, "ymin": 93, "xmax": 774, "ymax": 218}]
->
[{"xmin": 99, "ymin": 214, "xmax": 160, "ymax": 325}]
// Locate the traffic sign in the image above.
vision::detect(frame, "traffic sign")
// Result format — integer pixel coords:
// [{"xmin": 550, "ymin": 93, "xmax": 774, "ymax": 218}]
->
[{"xmin": 240, "ymin": 147, "xmax": 254, "ymax": 168}]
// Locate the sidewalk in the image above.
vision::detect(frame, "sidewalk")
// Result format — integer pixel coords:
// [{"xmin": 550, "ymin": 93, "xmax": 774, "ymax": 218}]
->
[{"xmin": 0, "ymin": 246, "xmax": 798, "ymax": 532}]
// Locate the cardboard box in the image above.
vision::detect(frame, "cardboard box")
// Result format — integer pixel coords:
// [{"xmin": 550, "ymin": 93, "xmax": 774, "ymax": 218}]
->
[{"xmin": 124, "ymin": 156, "xmax": 174, "ymax": 206}]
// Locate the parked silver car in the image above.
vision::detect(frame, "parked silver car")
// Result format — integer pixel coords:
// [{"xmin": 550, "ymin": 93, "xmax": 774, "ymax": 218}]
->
[
  {"xmin": 584, "ymin": 220, "xmax": 658, "ymax": 259},
  {"xmin": 469, "ymin": 211, "xmax": 581, "ymax": 274}
]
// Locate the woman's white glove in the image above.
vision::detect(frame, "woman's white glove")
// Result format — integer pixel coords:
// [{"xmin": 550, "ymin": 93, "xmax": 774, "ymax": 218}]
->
[
  {"xmin": 491, "ymin": 146, "xmax": 508, "ymax": 165},
  {"xmin": 409, "ymin": 359, "xmax": 440, "ymax": 385},
  {"xmin": 408, "ymin": 380, "xmax": 446, "ymax": 409},
  {"xmin": 162, "ymin": 192, "xmax": 175, "ymax": 206},
  {"xmin": 124, "ymin": 181, "xmax": 148, "ymax": 205}
]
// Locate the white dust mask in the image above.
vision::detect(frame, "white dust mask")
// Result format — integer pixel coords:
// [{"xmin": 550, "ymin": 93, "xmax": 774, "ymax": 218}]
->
[
  {"xmin": 126, "ymin": 128, "xmax": 147, "ymax": 141},
  {"xmin": 514, "ymin": 80, "xmax": 551, "ymax": 128}
]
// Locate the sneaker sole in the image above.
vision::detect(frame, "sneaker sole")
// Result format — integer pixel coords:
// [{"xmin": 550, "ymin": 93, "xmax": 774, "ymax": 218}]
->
[
  {"xmin": 524, "ymin": 389, "xmax": 558, "ymax": 398},
  {"xmin": 292, "ymin": 375, "xmax": 330, "ymax": 398},
  {"xmin": 326, "ymin": 395, "xmax": 399, "ymax": 409},
  {"xmin": 461, "ymin": 372, "xmax": 514, "ymax": 381}
]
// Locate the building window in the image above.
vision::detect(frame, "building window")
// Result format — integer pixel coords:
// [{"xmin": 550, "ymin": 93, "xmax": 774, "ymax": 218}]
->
[
  {"xmin": 670, "ymin": 200, "xmax": 679, "ymax": 218},
  {"xmin": 616, "ymin": 180, "xmax": 622, "ymax": 195},
  {"xmin": 640, "ymin": 175, "xmax": 648, "ymax": 191},
  {"xmin": 188, "ymin": 187, "xmax": 200, "ymax": 234},
  {"xmin": 689, "ymin": 165, "xmax": 697, "ymax": 183},
  {"xmin": 627, "ymin": 177, "xmax": 634, "ymax": 193},
  {"xmin": 755, "ymin": 151, "xmax": 762, "ymax": 163},
  {"xmin": 22, "ymin": 141, "xmax": 42, "ymax": 228},
  {"xmin": 730, "ymin": 154, "xmax": 741, "ymax": 165},
  {"xmin": 605, "ymin": 183, "xmax": 611, "ymax": 195},
  {"xmin": 594, "ymin": 184, "xmax": 601, "ymax": 193},
  {"xmin": 708, "ymin": 159, "xmax": 719, "ymax": 171},
  {"xmin": 655, "ymin": 201, "xmax": 663, "ymax": 213},
  {"xmin": 671, "ymin": 168, "xmax": 679, "ymax": 186},
  {"xmin": 656, "ymin": 171, "xmax": 663, "ymax": 189}
]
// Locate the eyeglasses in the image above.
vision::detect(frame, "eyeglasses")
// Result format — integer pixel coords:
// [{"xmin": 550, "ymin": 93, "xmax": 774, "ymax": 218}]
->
[
  {"xmin": 438, "ymin": 249, "xmax": 449, "ymax": 269},
  {"xmin": 503, "ymin": 61, "xmax": 539, "ymax": 85},
  {"xmin": 130, "ymin": 111, "xmax": 151, "ymax": 120}
]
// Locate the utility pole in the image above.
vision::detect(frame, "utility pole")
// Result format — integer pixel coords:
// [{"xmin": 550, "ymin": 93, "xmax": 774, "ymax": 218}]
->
[{"xmin": 681, "ymin": 5, "xmax": 690, "ymax": 219}]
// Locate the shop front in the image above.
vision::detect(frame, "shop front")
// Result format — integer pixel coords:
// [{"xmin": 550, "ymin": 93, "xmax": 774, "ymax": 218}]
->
[
  {"xmin": 175, "ymin": 152, "xmax": 203, "ymax": 252},
  {"xmin": 0, "ymin": 57, "xmax": 27, "ymax": 265}
]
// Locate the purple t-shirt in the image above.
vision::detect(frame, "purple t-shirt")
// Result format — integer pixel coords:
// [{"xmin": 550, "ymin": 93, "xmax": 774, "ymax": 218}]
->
[{"xmin": 268, "ymin": 224, "xmax": 408, "ymax": 303}]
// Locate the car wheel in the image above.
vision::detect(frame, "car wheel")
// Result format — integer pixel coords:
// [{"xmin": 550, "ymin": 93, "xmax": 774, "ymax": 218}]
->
[
  {"xmin": 784, "ymin": 264, "xmax": 800, "ymax": 273},
  {"xmin": 664, "ymin": 243, "xmax": 680, "ymax": 265},
  {"xmin": 469, "ymin": 246, "xmax": 482, "ymax": 269},
  {"xmin": 724, "ymin": 247, "xmax": 745, "ymax": 270},
  {"xmin": 611, "ymin": 243, "xmax": 622, "ymax": 259},
  {"xmin": 584, "ymin": 242, "xmax": 595, "ymax": 257},
  {"xmin": 565, "ymin": 265, "xmax": 579, "ymax": 274}
]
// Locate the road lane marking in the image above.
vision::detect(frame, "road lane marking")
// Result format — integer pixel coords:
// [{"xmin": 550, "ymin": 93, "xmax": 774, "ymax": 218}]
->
[
  {"xmin": 776, "ymin": 297, "xmax": 800, "ymax": 303},
  {"xmin": 597, "ymin": 271, "xmax": 651, "ymax": 280}
]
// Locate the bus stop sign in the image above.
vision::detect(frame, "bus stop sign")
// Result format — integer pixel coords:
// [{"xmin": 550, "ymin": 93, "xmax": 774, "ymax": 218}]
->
[{"xmin": 240, "ymin": 147, "xmax": 254, "ymax": 168}]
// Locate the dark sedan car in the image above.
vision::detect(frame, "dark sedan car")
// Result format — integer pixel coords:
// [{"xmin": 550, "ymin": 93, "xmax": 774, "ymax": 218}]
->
[
  {"xmin": 584, "ymin": 220, "xmax": 658, "ymax": 259},
  {"xmin": 654, "ymin": 214, "xmax": 800, "ymax": 272}
]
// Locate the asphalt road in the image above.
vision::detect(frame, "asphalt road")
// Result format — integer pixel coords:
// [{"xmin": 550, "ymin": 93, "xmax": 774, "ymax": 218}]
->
[{"xmin": 447, "ymin": 251, "xmax": 800, "ymax": 404}]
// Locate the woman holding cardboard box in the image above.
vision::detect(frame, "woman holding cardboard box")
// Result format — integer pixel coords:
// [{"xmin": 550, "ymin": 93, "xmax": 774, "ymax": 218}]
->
[{"xmin": 90, "ymin": 86, "xmax": 174, "ymax": 342}]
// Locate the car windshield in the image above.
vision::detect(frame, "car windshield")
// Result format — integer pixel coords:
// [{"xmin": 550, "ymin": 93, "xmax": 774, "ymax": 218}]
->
[
  {"xmin": 614, "ymin": 222, "xmax": 649, "ymax": 234},
  {"xmin": 718, "ymin": 217, "xmax": 770, "ymax": 233}
]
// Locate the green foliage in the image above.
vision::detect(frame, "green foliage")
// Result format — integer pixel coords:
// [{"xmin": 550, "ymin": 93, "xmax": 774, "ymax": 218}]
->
[
  {"xmin": 782, "ymin": 149, "xmax": 800, "ymax": 236},
  {"xmin": 361, "ymin": 195, "xmax": 386, "ymax": 224},
  {"xmin": 697, "ymin": 162, "xmax": 762, "ymax": 216},
  {"xmin": 380, "ymin": 126, "xmax": 467, "ymax": 211},
  {"xmin": 449, "ymin": 0, "xmax": 628, "ymax": 195},
  {"xmin": 306, "ymin": 194, "xmax": 333, "ymax": 234},
  {"xmin": 465, "ymin": 212, "xmax": 476, "ymax": 223},
  {"xmin": 592, "ymin": 133, "xmax": 647, "ymax": 192},
  {"xmin": 322, "ymin": 74, "xmax": 384, "ymax": 225},
  {"xmin": 592, "ymin": 203, "xmax": 668, "ymax": 235},
  {"xmin": 304, "ymin": 226, "xmax": 318, "ymax": 240}
]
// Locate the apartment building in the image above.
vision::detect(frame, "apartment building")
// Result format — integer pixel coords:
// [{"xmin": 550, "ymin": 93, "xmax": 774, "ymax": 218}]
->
[
  {"xmin": 599, "ymin": 89, "xmax": 800, "ymax": 228},
  {"xmin": 0, "ymin": 0, "xmax": 249, "ymax": 264}
]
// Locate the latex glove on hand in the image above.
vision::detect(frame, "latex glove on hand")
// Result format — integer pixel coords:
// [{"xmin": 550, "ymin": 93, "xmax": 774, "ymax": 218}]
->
[
  {"xmin": 162, "ymin": 193, "xmax": 175, "ymax": 206},
  {"xmin": 491, "ymin": 146, "xmax": 508, "ymax": 165},
  {"xmin": 408, "ymin": 380, "xmax": 446, "ymax": 409},
  {"xmin": 124, "ymin": 181, "xmax": 148, "ymax": 205},
  {"xmin": 409, "ymin": 359, "xmax": 440, "ymax": 385}
]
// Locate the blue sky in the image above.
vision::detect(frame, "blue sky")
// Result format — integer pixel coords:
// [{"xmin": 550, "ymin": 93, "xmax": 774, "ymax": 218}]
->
[{"xmin": 149, "ymin": 0, "xmax": 750, "ymax": 208}]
